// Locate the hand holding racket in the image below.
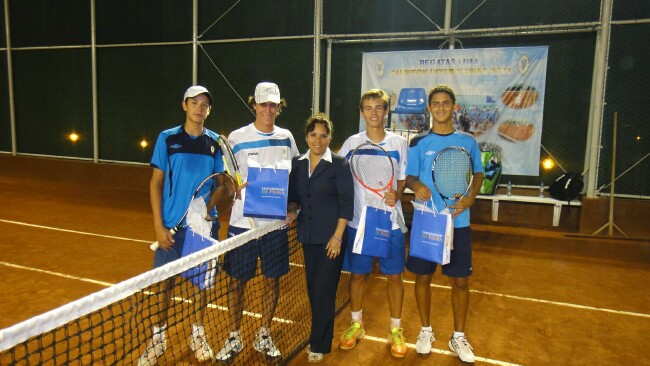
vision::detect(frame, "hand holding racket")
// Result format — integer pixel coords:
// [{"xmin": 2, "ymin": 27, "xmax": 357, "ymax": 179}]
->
[
  {"xmin": 432, "ymin": 146, "xmax": 474, "ymax": 215},
  {"xmin": 217, "ymin": 136, "xmax": 244, "ymax": 190},
  {"xmin": 217, "ymin": 136, "xmax": 256, "ymax": 228},
  {"xmin": 350, "ymin": 142, "xmax": 408, "ymax": 233},
  {"xmin": 150, "ymin": 172, "xmax": 236, "ymax": 251}
]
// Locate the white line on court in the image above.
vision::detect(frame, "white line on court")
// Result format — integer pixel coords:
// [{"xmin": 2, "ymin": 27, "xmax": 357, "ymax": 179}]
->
[
  {"xmin": 0, "ymin": 260, "xmax": 115, "ymax": 287},
  {"xmin": 0, "ymin": 218, "xmax": 151, "ymax": 243},
  {"xmin": 375, "ymin": 276, "xmax": 650, "ymax": 319},
  {"xmin": 363, "ymin": 334, "xmax": 522, "ymax": 366},
  {"xmin": 2, "ymin": 217, "xmax": 649, "ymax": 319},
  {"xmin": 2, "ymin": 217, "xmax": 648, "ymax": 365}
]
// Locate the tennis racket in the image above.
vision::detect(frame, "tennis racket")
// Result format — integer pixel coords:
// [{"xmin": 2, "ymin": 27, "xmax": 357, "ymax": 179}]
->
[
  {"xmin": 217, "ymin": 135, "xmax": 243, "ymax": 187},
  {"xmin": 350, "ymin": 142, "xmax": 408, "ymax": 233},
  {"xmin": 431, "ymin": 146, "xmax": 474, "ymax": 212},
  {"xmin": 217, "ymin": 135, "xmax": 257, "ymax": 228},
  {"xmin": 150, "ymin": 172, "xmax": 237, "ymax": 251}
]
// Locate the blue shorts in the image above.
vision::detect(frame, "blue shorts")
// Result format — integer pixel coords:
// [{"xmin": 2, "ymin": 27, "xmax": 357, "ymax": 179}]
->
[
  {"xmin": 406, "ymin": 226, "xmax": 473, "ymax": 278},
  {"xmin": 223, "ymin": 226, "xmax": 290, "ymax": 282},
  {"xmin": 343, "ymin": 227, "xmax": 405, "ymax": 275},
  {"xmin": 153, "ymin": 223, "xmax": 219, "ymax": 268}
]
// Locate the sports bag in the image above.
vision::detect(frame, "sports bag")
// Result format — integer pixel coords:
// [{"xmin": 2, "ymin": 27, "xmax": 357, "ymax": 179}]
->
[{"xmin": 549, "ymin": 172, "xmax": 583, "ymax": 201}]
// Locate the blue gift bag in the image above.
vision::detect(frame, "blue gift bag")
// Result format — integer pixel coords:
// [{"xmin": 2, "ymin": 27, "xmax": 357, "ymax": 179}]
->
[
  {"xmin": 244, "ymin": 165, "xmax": 289, "ymax": 220},
  {"xmin": 180, "ymin": 228, "xmax": 219, "ymax": 290},
  {"xmin": 408, "ymin": 202, "xmax": 453, "ymax": 265},
  {"xmin": 352, "ymin": 205, "xmax": 392, "ymax": 258}
]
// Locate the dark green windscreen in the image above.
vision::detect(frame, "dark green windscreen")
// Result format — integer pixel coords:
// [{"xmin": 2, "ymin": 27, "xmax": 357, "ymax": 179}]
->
[
  {"xmin": 97, "ymin": 46, "xmax": 192, "ymax": 163},
  {"xmin": 8, "ymin": 0, "xmax": 90, "ymax": 47},
  {"xmin": 12, "ymin": 49, "xmax": 93, "ymax": 158},
  {"xmin": 0, "ymin": 52, "xmax": 9, "ymax": 152},
  {"xmin": 199, "ymin": 1, "xmax": 314, "ymax": 39},
  {"xmin": 0, "ymin": 1, "xmax": 647, "ymax": 196},
  {"xmin": 601, "ymin": 23, "xmax": 650, "ymax": 196},
  {"xmin": 95, "ymin": 0, "xmax": 192, "ymax": 44},
  {"xmin": 197, "ymin": 41, "xmax": 315, "ymax": 151},
  {"xmin": 324, "ymin": 1, "xmax": 443, "ymax": 35}
]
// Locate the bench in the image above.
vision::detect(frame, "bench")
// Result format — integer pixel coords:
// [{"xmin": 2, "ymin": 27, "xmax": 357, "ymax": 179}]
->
[{"xmin": 476, "ymin": 194, "xmax": 581, "ymax": 227}]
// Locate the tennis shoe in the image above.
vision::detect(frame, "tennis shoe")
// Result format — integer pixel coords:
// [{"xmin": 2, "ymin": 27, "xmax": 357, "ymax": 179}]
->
[
  {"xmin": 339, "ymin": 321, "xmax": 365, "ymax": 350},
  {"xmin": 388, "ymin": 327, "xmax": 407, "ymax": 358},
  {"xmin": 137, "ymin": 338, "xmax": 167, "ymax": 366},
  {"xmin": 189, "ymin": 334, "xmax": 214, "ymax": 362},
  {"xmin": 415, "ymin": 328, "xmax": 435, "ymax": 355},
  {"xmin": 254, "ymin": 331, "xmax": 281, "ymax": 358},
  {"xmin": 215, "ymin": 335, "xmax": 243, "ymax": 362},
  {"xmin": 449, "ymin": 334, "xmax": 475, "ymax": 363}
]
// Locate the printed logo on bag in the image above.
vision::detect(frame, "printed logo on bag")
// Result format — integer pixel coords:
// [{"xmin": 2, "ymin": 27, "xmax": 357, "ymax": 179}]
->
[
  {"xmin": 262, "ymin": 187, "xmax": 286, "ymax": 196},
  {"xmin": 423, "ymin": 231, "xmax": 443, "ymax": 243},
  {"xmin": 374, "ymin": 227, "xmax": 390, "ymax": 239}
]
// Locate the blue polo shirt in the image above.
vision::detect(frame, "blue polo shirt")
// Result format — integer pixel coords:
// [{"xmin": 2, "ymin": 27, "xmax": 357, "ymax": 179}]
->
[
  {"xmin": 406, "ymin": 130, "xmax": 483, "ymax": 228},
  {"xmin": 150, "ymin": 125, "xmax": 223, "ymax": 228}
]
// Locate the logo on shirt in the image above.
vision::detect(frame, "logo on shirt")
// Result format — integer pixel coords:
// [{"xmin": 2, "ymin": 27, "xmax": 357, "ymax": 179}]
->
[
  {"xmin": 426, "ymin": 150, "xmax": 436, "ymax": 156},
  {"xmin": 171, "ymin": 144, "xmax": 182, "ymax": 149},
  {"xmin": 211, "ymin": 146, "xmax": 215, "ymax": 154}
]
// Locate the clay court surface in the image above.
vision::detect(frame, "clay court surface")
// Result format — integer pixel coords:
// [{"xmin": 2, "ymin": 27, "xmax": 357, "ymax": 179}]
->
[{"xmin": 0, "ymin": 156, "xmax": 648, "ymax": 365}]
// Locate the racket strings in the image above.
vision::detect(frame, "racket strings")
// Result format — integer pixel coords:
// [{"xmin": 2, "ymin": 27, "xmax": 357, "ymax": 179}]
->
[
  {"xmin": 433, "ymin": 150, "xmax": 473, "ymax": 198},
  {"xmin": 199, "ymin": 174, "xmax": 237, "ymax": 220},
  {"xmin": 351, "ymin": 151, "xmax": 394, "ymax": 190}
]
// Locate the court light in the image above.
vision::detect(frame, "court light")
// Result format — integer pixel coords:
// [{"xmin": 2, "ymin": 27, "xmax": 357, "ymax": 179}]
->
[
  {"xmin": 68, "ymin": 132, "xmax": 79, "ymax": 143},
  {"xmin": 140, "ymin": 139, "xmax": 149, "ymax": 149},
  {"xmin": 541, "ymin": 158, "xmax": 555, "ymax": 170}
]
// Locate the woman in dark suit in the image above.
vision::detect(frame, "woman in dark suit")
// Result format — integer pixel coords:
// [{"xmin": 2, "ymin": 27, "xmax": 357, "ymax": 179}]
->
[{"xmin": 288, "ymin": 113, "xmax": 354, "ymax": 363}]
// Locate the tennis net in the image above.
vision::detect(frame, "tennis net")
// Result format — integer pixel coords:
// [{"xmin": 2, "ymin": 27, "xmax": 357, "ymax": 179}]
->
[{"xmin": 0, "ymin": 221, "xmax": 351, "ymax": 365}]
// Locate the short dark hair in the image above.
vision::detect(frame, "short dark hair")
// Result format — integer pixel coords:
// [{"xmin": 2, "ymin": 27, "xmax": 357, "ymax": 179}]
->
[
  {"xmin": 304, "ymin": 112, "xmax": 333, "ymax": 139},
  {"xmin": 427, "ymin": 84, "xmax": 456, "ymax": 105},
  {"xmin": 359, "ymin": 89, "xmax": 389, "ymax": 111}
]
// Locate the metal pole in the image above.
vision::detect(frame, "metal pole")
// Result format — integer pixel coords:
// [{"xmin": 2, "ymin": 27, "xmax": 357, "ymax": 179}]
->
[
  {"xmin": 585, "ymin": 0, "xmax": 613, "ymax": 198},
  {"xmin": 312, "ymin": 0, "xmax": 322, "ymax": 114},
  {"xmin": 4, "ymin": 0, "xmax": 16, "ymax": 155},
  {"xmin": 90, "ymin": 0, "xmax": 99, "ymax": 162},
  {"xmin": 192, "ymin": 0, "xmax": 198, "ymax": 84},
  {"xmin": 445, "ymin": 0, "xmax": 454, "ymax": 49},
  {"xmin": 324, "ymin": 39, "xmax": 332, "ymax": 117}
]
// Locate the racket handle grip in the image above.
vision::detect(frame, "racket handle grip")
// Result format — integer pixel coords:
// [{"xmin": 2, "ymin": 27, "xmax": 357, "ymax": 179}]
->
[{"xmin": 149, "ymin": 227, "xmax": 179, "ymax": 251}]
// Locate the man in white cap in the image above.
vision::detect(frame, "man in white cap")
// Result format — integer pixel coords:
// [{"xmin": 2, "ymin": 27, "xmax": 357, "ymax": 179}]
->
[
  {"xmin": 215, "ymin": 82, "xmax": 299, "ymax": 361},
  {"xmin": 139, "ymin": 86, "xmax": 220, "ymax": 365}
]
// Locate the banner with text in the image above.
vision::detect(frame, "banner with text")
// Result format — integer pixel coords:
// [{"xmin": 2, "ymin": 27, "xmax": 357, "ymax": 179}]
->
[{"xmin": 361, "ymin": 47, "xmax": 548, "ymax": 176}]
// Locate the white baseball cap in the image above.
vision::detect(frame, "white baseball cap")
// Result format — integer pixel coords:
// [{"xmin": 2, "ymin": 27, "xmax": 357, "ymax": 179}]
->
[
  {"xmin": 183, "ymin": 85, "xmax": 213, "ymax": 105},
  {"xmin": 254, "ymin": 82, "xmax": 281, "ymax": 104}
]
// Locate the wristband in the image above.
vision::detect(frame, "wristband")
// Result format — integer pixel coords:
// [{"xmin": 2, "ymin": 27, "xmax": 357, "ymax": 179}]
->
[{"xmin": 332, "ymin": 236, "xmax": 342, "ymax": 242}]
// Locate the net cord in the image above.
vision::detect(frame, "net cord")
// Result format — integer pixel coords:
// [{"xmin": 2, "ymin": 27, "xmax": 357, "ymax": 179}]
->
[{"xmin": 0, "ymin": 220, "xmax": 286, "ymax": 352}]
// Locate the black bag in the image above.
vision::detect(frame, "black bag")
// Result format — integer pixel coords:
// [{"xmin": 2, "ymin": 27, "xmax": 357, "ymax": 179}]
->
[{"xmin": 549, "ymin": 172, "xmax": 584, "ymax": 201}]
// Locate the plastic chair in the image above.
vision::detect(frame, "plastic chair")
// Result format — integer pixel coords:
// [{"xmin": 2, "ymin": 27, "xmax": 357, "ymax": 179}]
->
[{"xmin": 394, "ymin": 88, "xmax": 427, "ymax": 114}]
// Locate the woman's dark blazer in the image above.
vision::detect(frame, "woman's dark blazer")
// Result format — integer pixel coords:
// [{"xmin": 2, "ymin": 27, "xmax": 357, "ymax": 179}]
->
[{"xmin": 288, "ymin": 152, "xmax": 354, "ymax": 245}]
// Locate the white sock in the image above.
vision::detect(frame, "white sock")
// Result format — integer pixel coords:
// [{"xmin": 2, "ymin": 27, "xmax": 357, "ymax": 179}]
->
[
  {"xmin": 390, "ymin": 318, "xmax": 401, "ymax": 330},
  {"xmin": 152, "ymin": 324, "xmax": 167, "ymax": 342},
  {"xmin": 258, "ymin": 327, "xmax": 270, "ymax": 337},
  {"xmin": 351, "ymin": 310, "xmax": 363, "ymax": 324},
  {"xmin": 421, "ymin": 326, "xmax": 433, "ymax": 332},
  {"xmin": 192, "ymin": 323, "xmax": 205, "ymax": 337},
  {"xmin": 453, "ymin": 331, "xmax": 465, "ymax": 338},
  {"xmin": 229, "ymin": 330, "xmax": 240, "ymax": 339}
]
